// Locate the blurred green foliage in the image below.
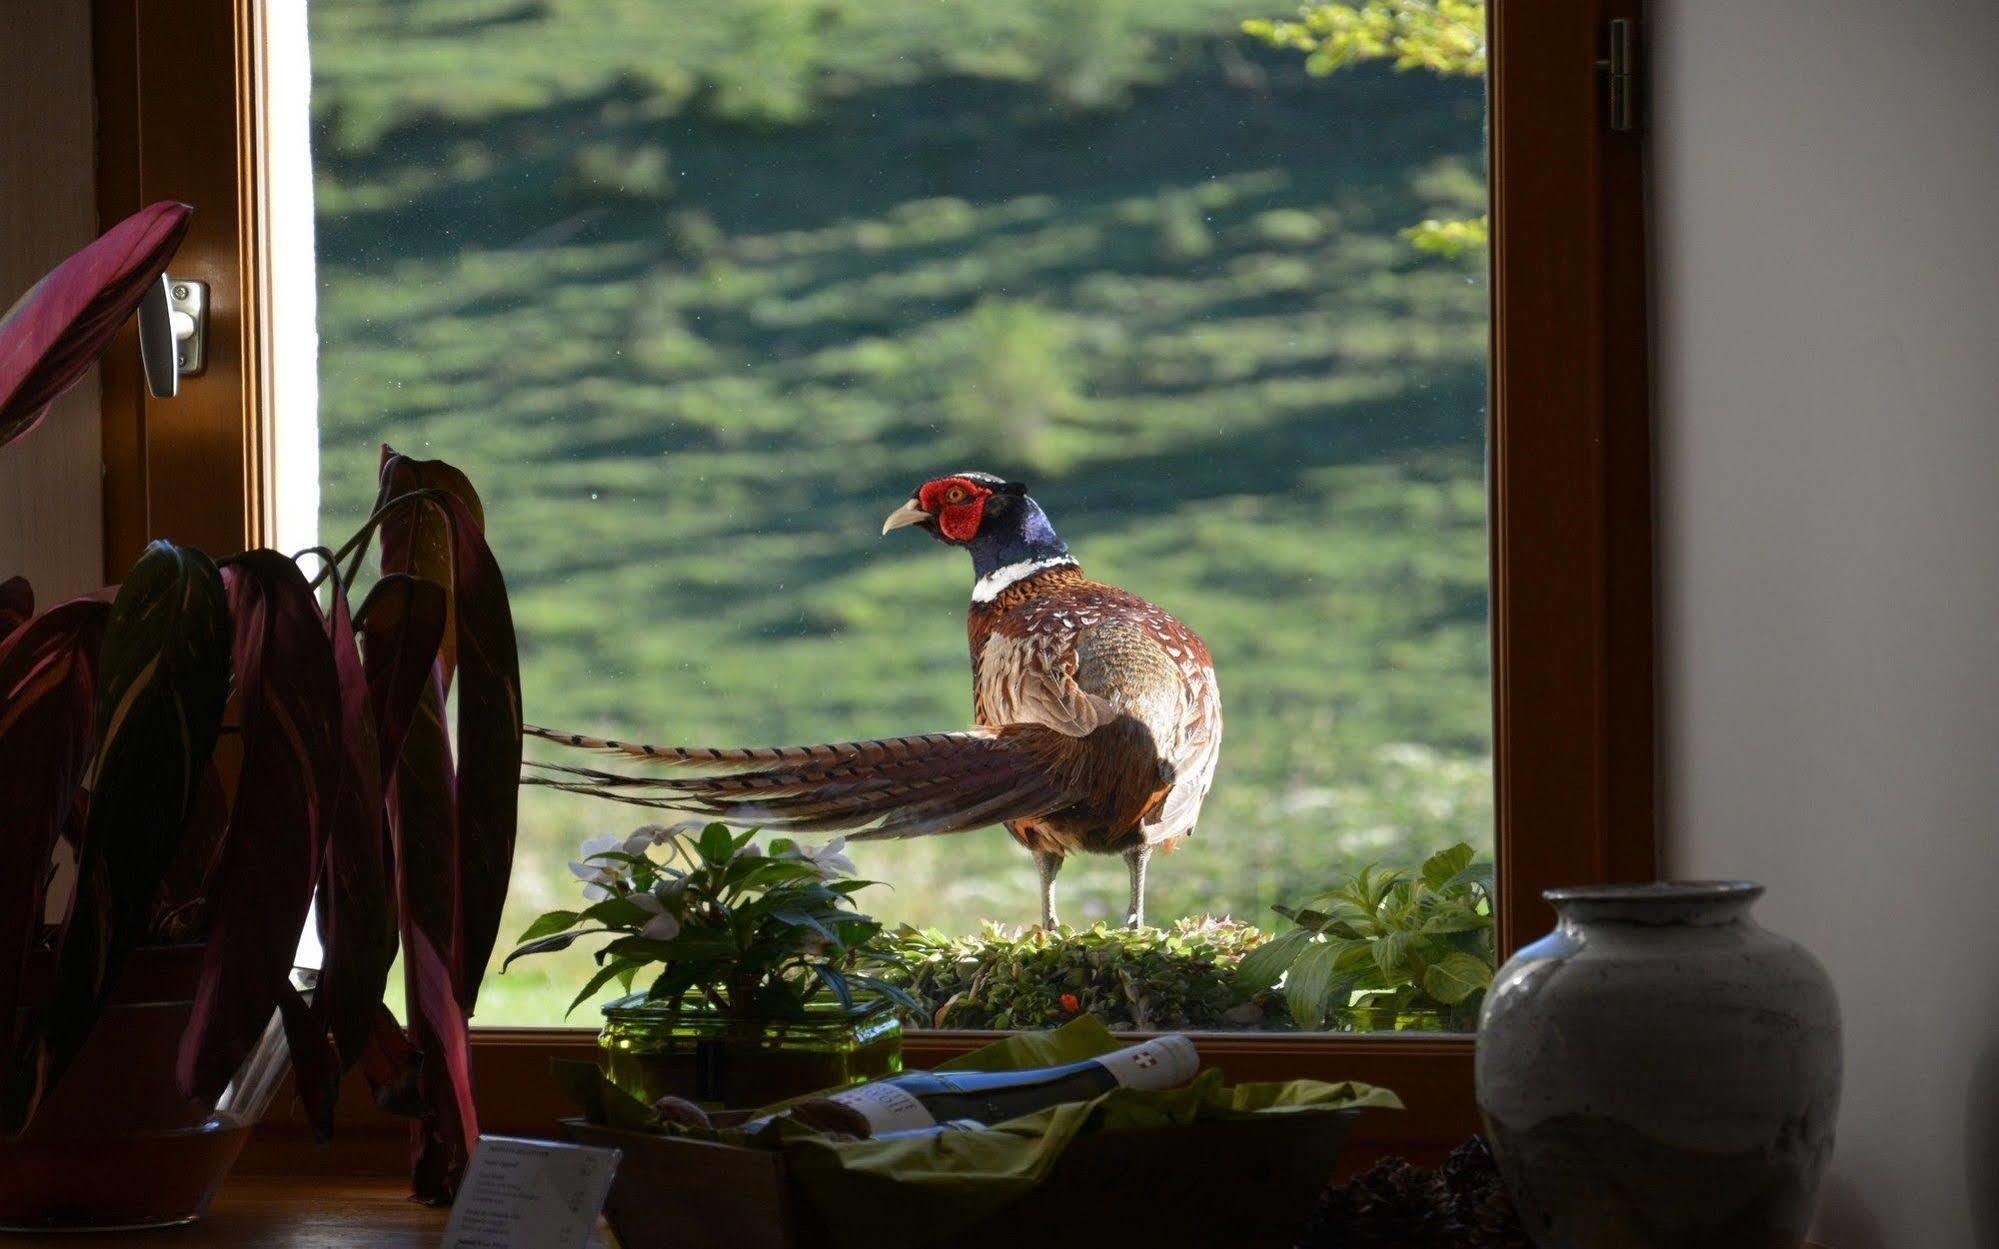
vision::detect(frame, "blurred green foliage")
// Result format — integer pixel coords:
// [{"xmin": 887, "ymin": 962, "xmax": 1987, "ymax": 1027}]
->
[
  {"xmin": 309, "ymin": 0, "xmax": 1493, "ymax": 1024},
  {"xmin": 1243, "ymin": 0, "xmax": 1485, "ymax": 77},
  {"xmin": 1246, "ymin": 1, "xmax": 1487, "ymax": 255}
]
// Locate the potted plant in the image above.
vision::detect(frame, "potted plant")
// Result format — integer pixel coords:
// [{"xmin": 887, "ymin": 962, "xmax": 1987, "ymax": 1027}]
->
[
  {"xmin": 0, "ymin": 202, "xmax": 524, "ymax": 1223},
  {"xmin": 509, "ymin": 823, "xmax": 916, "ymax": 1108},
  {"xmin": 1233, "ymin": 843, "xmax": 1496, "ymax": 1033}
]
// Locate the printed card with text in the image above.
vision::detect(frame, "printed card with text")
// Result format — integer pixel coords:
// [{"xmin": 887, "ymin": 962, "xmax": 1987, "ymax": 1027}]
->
[{"xmin": 440, "ymin": 1135, "xmax": 621, "ymax": 1249}]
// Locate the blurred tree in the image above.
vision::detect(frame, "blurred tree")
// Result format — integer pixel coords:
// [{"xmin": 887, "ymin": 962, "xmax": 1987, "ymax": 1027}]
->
[
  {"xmin": 1244, "ymin": 1, "xmax": 1487, "ymax": 256},
  {"xmin": 945, "ymin": 298, "xmax": 1087, "ymax": 473}
]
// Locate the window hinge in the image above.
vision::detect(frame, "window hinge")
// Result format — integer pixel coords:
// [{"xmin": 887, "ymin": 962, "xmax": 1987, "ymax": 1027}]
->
[{"xmin": 1596, "ymin": 18, "xmax": 1638, "ymax": 133}]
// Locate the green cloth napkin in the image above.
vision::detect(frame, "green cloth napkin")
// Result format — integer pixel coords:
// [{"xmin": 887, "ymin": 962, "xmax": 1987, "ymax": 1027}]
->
[
  {"xmin": 553, "ymin": 1017, "xmax": 1399, "ymax": 1249},
  {"xmin": 778, "ymin": 1016, "xmax": 1401, "ymax": 1249}
]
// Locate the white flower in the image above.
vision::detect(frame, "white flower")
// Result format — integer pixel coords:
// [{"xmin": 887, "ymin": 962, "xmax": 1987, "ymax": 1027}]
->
[
  {"xmin": 781, "ymin": 836, "xmax": 858, "ymax": 881},
  {"xmin": 623, "ymin": 820, "xmax": 705, "ymax": 858},
  {"xmin": 568, "ymin": 834, "xmax": 630, "ymax": 901},
  {"xmin": 629, "ymin": 891, "xmax": 681, "ymax": 942}
]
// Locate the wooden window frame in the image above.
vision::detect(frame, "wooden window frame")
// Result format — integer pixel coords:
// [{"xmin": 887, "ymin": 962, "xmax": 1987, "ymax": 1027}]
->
[{"xmin": 90, "ymin": 0, "xmax": 1653, "ymax": 1175}]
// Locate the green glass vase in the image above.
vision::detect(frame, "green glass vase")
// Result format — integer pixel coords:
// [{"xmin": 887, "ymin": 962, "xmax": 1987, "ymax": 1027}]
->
[{"xmin": 598, "ymin": 995, "xmax": 903, "ymax": 1109}]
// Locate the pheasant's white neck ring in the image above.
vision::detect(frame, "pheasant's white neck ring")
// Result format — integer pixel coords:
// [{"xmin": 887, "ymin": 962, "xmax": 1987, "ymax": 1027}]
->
[{"xmin": 971, "ymin": 556, "xmax": 1078, "ymax": 603}]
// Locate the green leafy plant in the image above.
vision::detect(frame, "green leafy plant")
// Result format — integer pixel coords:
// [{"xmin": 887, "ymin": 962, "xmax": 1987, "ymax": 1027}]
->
[
  {"xmin": 881, "ymin": 918, "xmax": 1286, "ymax": 1031},
  {"xmin": 1235, "ymin": 843, "xmax": 1494, "ymax": 1031},
  {"xmin": 507, "ymin": 825, "xmax": 919, "ymax": 1021}
]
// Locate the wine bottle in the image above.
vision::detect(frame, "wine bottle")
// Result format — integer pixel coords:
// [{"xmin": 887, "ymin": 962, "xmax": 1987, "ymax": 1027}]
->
[{"xmin": 788, "ymin": 1035, "xmax": 1200, "ymax": 1138}]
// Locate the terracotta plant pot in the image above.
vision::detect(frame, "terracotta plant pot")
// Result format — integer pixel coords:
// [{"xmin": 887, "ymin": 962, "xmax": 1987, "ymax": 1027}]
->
[{"xmin": 0, "ymin": 943, "xmax": 293, "ymax": 1230}]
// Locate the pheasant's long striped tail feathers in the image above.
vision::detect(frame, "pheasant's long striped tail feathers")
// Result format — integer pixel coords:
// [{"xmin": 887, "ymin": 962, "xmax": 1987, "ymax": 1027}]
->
[{"xmin": 522, "ymin": 723, "xmax": 1078, "ymax": 840}]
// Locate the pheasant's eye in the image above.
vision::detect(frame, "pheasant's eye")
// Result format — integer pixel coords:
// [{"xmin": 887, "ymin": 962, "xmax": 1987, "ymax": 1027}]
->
[{"xmin": 945, "ymin": 485, "xmax": 970, "ymax": 504}]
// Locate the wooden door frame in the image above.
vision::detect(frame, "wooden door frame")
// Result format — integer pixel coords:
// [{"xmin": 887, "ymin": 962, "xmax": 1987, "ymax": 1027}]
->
[{"xmin": 92, "ymin": 0, "xmax": 1654, "ymax": 1176}]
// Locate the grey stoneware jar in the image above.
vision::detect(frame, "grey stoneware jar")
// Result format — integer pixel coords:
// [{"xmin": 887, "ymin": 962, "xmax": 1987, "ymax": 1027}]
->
[{"xmin": 1475, "ymin": 882, "xmax": 1841, "ymax": 1249}]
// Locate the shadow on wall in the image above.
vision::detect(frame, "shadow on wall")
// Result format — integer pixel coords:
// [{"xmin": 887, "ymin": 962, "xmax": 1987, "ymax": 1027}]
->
[{"xmin": 1970, "ymin": 1030, "xmax": 1999, "ymax": 1248}]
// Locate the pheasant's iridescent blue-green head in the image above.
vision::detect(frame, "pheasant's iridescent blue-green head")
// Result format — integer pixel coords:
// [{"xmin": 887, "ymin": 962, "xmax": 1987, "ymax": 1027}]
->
[{"xmin": 881, "ymin": 471, "xmax": 1074, "ymax": 584}]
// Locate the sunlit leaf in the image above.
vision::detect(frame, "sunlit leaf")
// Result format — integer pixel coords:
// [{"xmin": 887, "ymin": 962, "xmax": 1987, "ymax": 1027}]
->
[{"xmin": 1422, "ymin": 951, "xmax": 1492, "ymax": 1005}]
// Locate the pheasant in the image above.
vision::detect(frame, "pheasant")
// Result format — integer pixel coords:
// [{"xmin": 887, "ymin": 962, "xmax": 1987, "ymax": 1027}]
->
[{"xmin": 524, "ymin": 472, "xmax": 1222, "ymax": 929}]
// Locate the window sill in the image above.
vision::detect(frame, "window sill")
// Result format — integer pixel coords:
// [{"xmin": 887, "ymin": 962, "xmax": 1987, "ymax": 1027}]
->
[{"xmin": 240, "ymin": 1027, "xmax": 1478, "ymax": 1179}]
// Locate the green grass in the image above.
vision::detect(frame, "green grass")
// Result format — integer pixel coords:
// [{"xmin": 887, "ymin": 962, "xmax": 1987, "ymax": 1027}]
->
[{"xmin": 309, "ymin": 0, "xmax": 1492, "ymax": 1025}]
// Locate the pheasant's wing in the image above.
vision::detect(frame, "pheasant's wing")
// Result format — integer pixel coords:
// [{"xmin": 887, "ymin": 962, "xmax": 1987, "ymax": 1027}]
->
[
  {"xmin": 977, "ymin": 587, "xmax": 1220, "ymax": 840},
  {"xmin": 974, "ymin": 627, "xmax": 1119, "ymax": 738},
  {"xmin": 1144, "ymin": 654, "xmax": 1220, "ymax": 845},
  {"xmin": 1068, "ymin": 598, "xmax": 1221, "ymax": 846}
]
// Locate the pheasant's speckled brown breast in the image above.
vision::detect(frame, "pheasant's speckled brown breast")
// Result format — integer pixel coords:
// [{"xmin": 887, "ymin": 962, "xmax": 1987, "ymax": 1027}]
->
[{"xmin": 967, "ymin": 566, "xmax": 1222, "ymax": 858}]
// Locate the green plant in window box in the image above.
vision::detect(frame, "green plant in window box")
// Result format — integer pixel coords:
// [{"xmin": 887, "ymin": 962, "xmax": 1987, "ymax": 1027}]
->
[
  {"xmin": 881, "ymin": 918, "xmax": 1291, "ymax": 1032},
  {"xmin": 507, "ymin": 822, "xmax": 919, "ymax": 1109},
  {"xmin": 1235, "ymin": 843, "xmax": 1495, "ymax": 1032}
]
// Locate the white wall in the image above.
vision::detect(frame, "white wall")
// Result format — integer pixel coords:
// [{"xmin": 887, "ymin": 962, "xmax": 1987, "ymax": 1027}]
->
[{"xmin": 1651, "ymin": 2, "xmax": 1999, "ymax": 1246}]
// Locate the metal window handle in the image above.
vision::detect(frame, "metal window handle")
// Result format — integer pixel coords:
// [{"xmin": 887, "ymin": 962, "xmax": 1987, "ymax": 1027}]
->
[{"xmin": 137, "ymin": 273, "xmax": 208, "ymax": 398}]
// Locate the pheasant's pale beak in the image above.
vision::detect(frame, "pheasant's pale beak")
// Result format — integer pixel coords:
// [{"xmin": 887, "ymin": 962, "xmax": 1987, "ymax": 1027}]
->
[{"xmin": 881, "ymin": 499, "xmax": 931, "ymax": 535}]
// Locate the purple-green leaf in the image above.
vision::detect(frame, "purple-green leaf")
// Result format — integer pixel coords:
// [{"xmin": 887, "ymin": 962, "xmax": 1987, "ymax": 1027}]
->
[
  {"xmin": 0, "ymin": 202, "xmax": 192, "ymax": 449},
  {"xmin": 176, "ymin": 552, "xmax": 341, "ymax": 1133},
  {"xmin": 313, "ymin": 573, "xmax": 444, "ymax": 1074},
  {"xmin": 8, "ymin": 541, "xmax": 230, "ymax": 1133},
  {"xmin": 375, "ymin": 448, "xmax": 522, "ymax": 1014},
  {"xmin": 0, "ymin": 598, "xmax": 107, "ymax": 1132}
]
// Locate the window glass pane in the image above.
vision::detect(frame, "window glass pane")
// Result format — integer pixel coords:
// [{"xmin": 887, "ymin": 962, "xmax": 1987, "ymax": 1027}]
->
[{"xmin": 305, "ymin": 1, "xmax": 1491, "ymax": 1030}]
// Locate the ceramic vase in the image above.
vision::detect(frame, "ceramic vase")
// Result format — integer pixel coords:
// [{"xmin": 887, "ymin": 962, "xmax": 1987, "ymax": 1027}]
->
[{"xmin": 1476, "ymin": 882, "xmax": 1841, "ymax": 1249}]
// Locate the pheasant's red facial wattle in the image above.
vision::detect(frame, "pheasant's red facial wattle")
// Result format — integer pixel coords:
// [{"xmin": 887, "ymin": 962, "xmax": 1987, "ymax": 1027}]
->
[{"xmin": 918, "ymin": 477, "xmax": 991, "ymax": 542}]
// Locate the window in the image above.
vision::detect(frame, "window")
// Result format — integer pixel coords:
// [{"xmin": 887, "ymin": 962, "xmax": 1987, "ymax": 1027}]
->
[
  {"xmin": 305, "ymin": 0, "xmax": 1495, "ymax": 1029},
  {"xmin": 91, "ymin": 0, "xmax": 1651, "ymax": 1169}
]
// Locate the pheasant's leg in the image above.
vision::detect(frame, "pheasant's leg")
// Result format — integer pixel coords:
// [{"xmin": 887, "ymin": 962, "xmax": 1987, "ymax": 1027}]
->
[
  {"xmin": 1034, "ymin": 850, "xmax": 1065, "ymax": 930},
  {"xmin": 1123, "ymin": 845, "xmax": 1151, "ymax": 930}
]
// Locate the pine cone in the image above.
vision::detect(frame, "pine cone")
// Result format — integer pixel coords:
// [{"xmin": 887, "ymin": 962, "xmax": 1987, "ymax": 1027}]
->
[
  {"xmin": 1439, "ymin": 1136, "xmax": 1534, "ymax": 1249},
  {"xmin": 1296, "ymin": 1138, "xmax": 1532, "ymax": 1249},
  {"xmin": 1297, "ymin": 1157, "xmax": 1450, "ymax": 1249}
]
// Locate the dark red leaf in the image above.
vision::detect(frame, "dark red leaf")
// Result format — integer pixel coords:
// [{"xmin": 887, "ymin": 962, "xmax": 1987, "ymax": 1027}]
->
[
  {"xmin": 5, "ymin": 542, "xmax": 230, "ymax": 1134},
  {"xmin": 176, "ymin": 552, "xmax": 340, "ymax": 1112},
  {"xmin": 357, "ymin": 1003, "xmax": 426, "ymax": 1118},
  {"xmin": 0, "ymin": 577, "xmax": 32, "ymax": 638},
  {"xmin": 375, "ymin": 450, "xmax": 521, "ymax": 1014},
  {"xmin": 357, "ymin": 575, "xmax": 449, "ymax": 785},
  {"xmin": 276, "ymin": 985, "xmax": 340, "ymax": 1144},
  {"xmin": 0, "ymin": 202, "xmax": 192, "ymax": 449},
  {"xmin": 336, "ymin": 449, "xmax": 519, "ymax": 1198},
  {"xmin": 0, "ymin": 599, "xmax": 106, "ymax": 1127},
  {"xmin": 404, "ymin": 925, "xmax": 476, "ymax": 1203},
  {"xmin": 314, "ymin": 574, "xmax": 443, "ymax": 1073}
]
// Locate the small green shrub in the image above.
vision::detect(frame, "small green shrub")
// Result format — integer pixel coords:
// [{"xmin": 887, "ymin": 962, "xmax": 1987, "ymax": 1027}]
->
[
  {"xmin": 881, "ymin": 918, "xmax": 1289, "ymax": 1031},
  {"xmin": 943, "ymin": 297, "xmax": 1087, "ymax": 472},
  {"xmin": 1235, "ymin": 843, "xmax": 1495, "ymax": 1031}
]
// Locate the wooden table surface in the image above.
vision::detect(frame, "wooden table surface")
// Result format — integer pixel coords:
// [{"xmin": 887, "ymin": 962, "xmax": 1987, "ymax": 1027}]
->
[
  {"xmin": 0, "ymin": 1173, "xmax": 1830, "ymax": 1248},
  {"xmin": 0, "ymin": 1176, "xmax": 614, "ymax": 1248}
]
